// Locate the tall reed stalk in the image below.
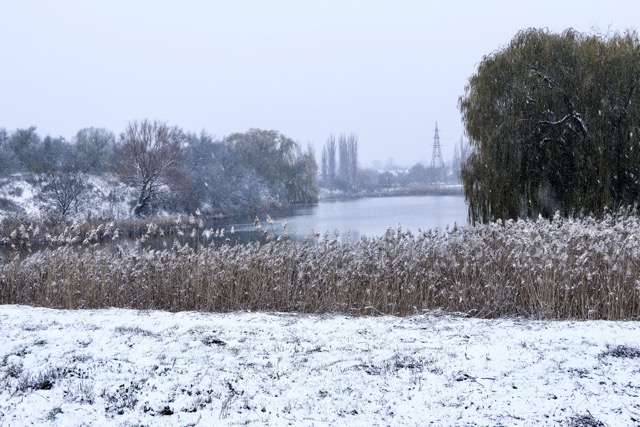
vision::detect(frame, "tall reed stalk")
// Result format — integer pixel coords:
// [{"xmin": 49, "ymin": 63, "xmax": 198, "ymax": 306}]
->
[{"xmin": 2, "ymin": 211, "xmax": 640, "ymax": 320}]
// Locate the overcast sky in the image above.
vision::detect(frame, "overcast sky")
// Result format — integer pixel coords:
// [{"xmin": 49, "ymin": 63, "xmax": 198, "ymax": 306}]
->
[{"xmin": 2, "ymin": 1, "xmax": 640, "ymax": 168}]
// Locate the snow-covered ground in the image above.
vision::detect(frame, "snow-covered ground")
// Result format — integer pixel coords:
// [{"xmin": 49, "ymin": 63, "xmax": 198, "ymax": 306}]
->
[
  {"xmin": 0, "ymin": 176, "xmax": 40, "ymax": 219},
  {"xmin": 0, "ymin": 174, "xmax": 132, "ymax": 222},
  {"xmin": 1, "ymin": 306, "xmax": 638, "ymax": 426}
]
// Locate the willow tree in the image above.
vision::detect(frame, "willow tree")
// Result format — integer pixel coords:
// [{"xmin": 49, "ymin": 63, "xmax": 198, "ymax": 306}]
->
[
  {"xmin": 224, "ymin": 129, "xmax": 319, "ymax": 205},
  {"xmin": 459, "ymin": 28, "xmax": 640, "ymax": 223}
]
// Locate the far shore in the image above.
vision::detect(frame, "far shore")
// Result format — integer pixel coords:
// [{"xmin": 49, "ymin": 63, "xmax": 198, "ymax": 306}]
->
[{"xmin": 318, "ymin": 184, "xmax": 463, "ymax": 202}]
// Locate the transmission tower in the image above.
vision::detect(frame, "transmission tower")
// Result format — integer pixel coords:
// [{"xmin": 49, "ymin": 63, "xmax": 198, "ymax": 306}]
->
[{"xmin": 430, "ymin": 121, "xmax": 444, "ymax": 169}]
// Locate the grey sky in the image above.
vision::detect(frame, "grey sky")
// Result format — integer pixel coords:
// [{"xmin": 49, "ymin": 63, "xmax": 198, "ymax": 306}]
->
[{"xmin": 1, "ymin": 1, "xmax": 639, "ymax": 167}]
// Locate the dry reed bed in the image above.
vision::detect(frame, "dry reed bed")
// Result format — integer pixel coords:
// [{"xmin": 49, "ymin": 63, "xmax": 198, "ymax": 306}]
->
[
  {"xmin": 0, "ymin": 214, "xmax": 208, "ymax": 251},
  {"xmin": 1, "ymin": 211, "xmax": 640, "ymax": 320}
]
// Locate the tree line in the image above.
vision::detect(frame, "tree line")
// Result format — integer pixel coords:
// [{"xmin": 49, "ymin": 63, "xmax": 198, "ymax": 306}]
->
[
  {"xmin": 317, "ymin": 133, "xmax": 466, "ymax": 194},
  {"xmin": 0, "ymin": 121, "xmax": 318, "ymax": 219},
  {"xmin": 319, "ymin": 133, "xmax": 359, "ymax": 191},
  {"xmin": 460, "ymin": 28, "xmax": 640, "ymax": 223}
]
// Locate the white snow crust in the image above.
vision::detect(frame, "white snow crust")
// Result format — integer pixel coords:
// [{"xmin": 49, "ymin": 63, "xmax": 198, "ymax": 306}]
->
[
  {"xmin": 0, "ymin": 174, "xmax": 132, "ymax": 221},
  {"xmin": 0, "ymin": 305, "xmax": 638, "ymax": 426}
]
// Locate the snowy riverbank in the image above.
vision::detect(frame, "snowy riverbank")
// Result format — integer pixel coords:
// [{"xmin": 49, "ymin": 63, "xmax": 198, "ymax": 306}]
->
[{"xmin": 1, "ymin": 305, "xmax": 638, "ymax": 426}]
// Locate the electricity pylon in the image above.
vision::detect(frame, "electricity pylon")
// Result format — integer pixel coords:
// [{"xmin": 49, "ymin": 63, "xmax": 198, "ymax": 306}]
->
[{"xmin": 430, "ymin": 121, "xmax": 444, "ymax": 169}]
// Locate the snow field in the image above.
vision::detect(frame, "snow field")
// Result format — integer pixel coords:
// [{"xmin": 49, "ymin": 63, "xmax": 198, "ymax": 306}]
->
[{"xmin": 1, "ymin": 305, "xmax": 639, "ymax": 426}]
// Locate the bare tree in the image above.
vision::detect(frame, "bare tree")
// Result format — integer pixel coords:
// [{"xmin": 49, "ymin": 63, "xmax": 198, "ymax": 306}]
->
[
  {"xmin": 41, "ymin": 167, "xmax": 86, "ymax": 219},
  {"xmin": 35, "ymin": 135, "xmax": 88, "ymax": 219},
  {"xmin": 112, "ymin": 120, "xmax": 184, "ymax": 216},
  {"xmin": 8, "ymin": 126, "xmax": 40, "ymax": 172},
  {"xmin": 73, "ymin": 127, "xmax": 115, "ymax": 174}
]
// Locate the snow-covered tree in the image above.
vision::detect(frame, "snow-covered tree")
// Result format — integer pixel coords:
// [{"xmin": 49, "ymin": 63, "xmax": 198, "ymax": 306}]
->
[
  {"xmin": 224, "ymin": 129, "xmax": 318, "ymax": 206},
  {"xmin": 112, "ymin": 120, "xmax": 184, "ymax": 216},
  {"xmin": 460, "ymin": 28, "xmax": 640, "ymax": 223},
  {"xmin": 73, "ymin": 127, "xmax": 115, "ymax": 174}
]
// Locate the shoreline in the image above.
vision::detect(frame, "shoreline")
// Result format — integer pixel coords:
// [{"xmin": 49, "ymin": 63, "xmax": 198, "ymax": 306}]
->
[{"xmin": 318, "ymin": 184, "xmax": 463, "ymax": 202}]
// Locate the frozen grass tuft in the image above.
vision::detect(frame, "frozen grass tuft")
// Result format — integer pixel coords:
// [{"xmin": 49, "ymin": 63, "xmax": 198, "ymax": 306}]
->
[
  {"xmin": 567, "ymin": 413, "xmax": 606, "ymax": 427},
  {"xmin": 114, "ymin": 326, "xmax": 160, "ymax": 339},
  {"xmin": 2, "ymin": 210, "xmax": 640, "ymax": 319},
  {"xmin": 11, "ymin": 366, "xmax": 63, "ymax": 393},
  {"xmin": 599, "ymin": 344, "xmax": 640, "ymax": 359}
]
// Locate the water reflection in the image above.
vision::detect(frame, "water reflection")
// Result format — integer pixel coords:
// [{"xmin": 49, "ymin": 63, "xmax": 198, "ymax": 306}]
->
[{"xmin": 227, "ymin": 195, "xmax": 468, "ymax": 241}]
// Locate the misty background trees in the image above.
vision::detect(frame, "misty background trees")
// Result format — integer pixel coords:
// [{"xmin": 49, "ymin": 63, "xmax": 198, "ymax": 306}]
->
[
  {"xmin": 0, "ymin": 117, "xmax": 466, "ymax": 221},
  {"xmin": 460, "ymin": 28, "xmax": 640, "ymax": 223},
  {"xmin": 318, "ymin": 131, "xmax": 466, "ymax": 195},
  {"xmin": 320, "ymin": 134, "xmax": 359, "ymax": 191},
  {"xmin": 0, "ymin": 123, "xmax": 322, "ymax": 220}
]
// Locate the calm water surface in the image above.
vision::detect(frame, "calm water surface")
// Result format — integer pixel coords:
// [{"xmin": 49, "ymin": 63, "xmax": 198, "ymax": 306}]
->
[
  {"xmin": 0, "ymin": 196, "xmax": 467, "ymax": 258},
  {"xmin": 231, "ymin": 195, "xmax": 468, "ymax": 240}
]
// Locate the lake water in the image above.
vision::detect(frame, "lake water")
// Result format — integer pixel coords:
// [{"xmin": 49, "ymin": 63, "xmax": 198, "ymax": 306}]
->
[
  {"xmin": 230, "ymin": 195, "xmax": 468, "ymax": 240},
  {"xmin": 0, "ymin": 195, "xmax": 468, "ymax": 259}
]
